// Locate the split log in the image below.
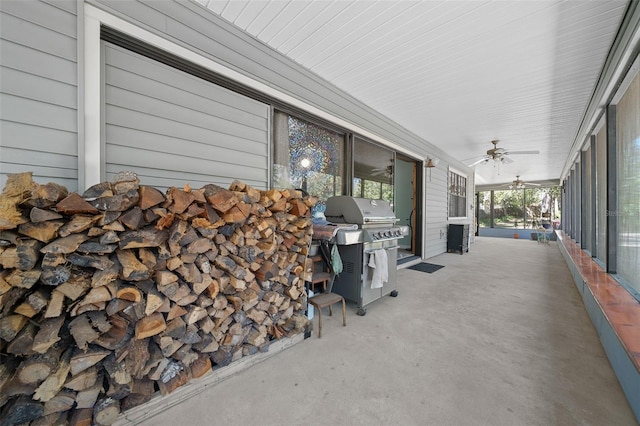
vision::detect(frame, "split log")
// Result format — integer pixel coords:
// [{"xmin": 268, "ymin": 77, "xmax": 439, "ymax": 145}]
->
[
  {"xmin": 124, "ymin": 338, "xmax": 150, "ymax": 379},
  {"xmin": 56, "ymin": 193, "xmax": 98, "ymax": 215},
  {"xmin": 14, "ymin": 290, "xmax": 49, "ymax": 318},
  {"xmin": 56, "ymin": 275, "xmax": 90, "ymax": 301},
  {"xmin": 30, "ymin": 412, "xmax": 68, "ymax": 426},
  {"xmin": 44, "ymin": 289, "xmax": 66, "ymax": 318},
  {"xmin": 116, "ymin": 286, "xmax": 142, "ymax": 303},
  {"xmin": 6, "ymin": 321, "xmax": 37, "ymax": 356},
  {"xmin": 119, "ymin": 206, "xmax": 144, "ymax": 230},
  {"xmin": 166, "ymin": 303, "xmax": 187, "ymax": 321},
  {"xmin": 118, "ymin": 227, "xmax": 169, "ymax": 249},
  {"xmin": 91, "ymin": 189, "xmax": 140, "ymax": 212},
  {"xmin": 30, "ymin": 206, "xmax": 63, "ymax": 223},
  {"xmin": 64, "ymin": 366, "xmax": 97, "ymax": 391},
  {"xmin": 117, "ymin": 249, "xmax": 150, "ymax": 281},
  {"xmin": 32, "ymin": 316, "xmax": 66, "ymax": 354},
  {"xmin": 74, "ymin": 371, "xmax": 103, "ymax": 409},
  {"xmin": 27, "ymin": 182, "xmax": 69, "ymax": 209},
  {"xmin": 33, "ymin": 347, "xmax": 72, "ymax": 402},
  {"xmin": 69, "ymin": 314, "xmax": 101, "ymax": 350},
  {"xmin": 0, "ymin": 272, "xmax": 11, "ymax": 296},
  {"xmin": 0, "ymin": 395, "xmax": 44, "ymax": 426},
  {"xmin": 93, "ymin": 313, "xmax": 131, "ymax": 351},
  {"xmin": 17, "ymin": 344, "xmax": 64, "ymax": 386},
  {"xmin": 157, "ymin": 365, "xmax": 189, "ymax": 396},
  {"xmin": 138, "ymin": 247, "xmax": 157, "ymax": 270},
  {"xmin": 79, "ymin": 282, "xmax": 117, "ymax": 306},
  {"xmin": 41, "ymin": 233, "xmax": 88, "ymax": 254},
  {"xmin": 0, "ymin": 314, "xmax": 29, "ymax": 342},
  {"xmin": 203, "ymin": 184, "xmax": 238, "ymax": 213},
  {"xmin": 5, "ymin": 268, "xmax": 41, "ymax": 289},
  {"xmin": 0, "ymin": 239, "xmax": 42, "ymax": 270},
  {"xmin": 69, "ymin": 407, "xmax": 94, "ymax": 426},
  {"xmin": 43, "ymin": 389, "xmax": 76, "ymax": 416},
  {"xmin": 144, "ymin": 288, "xmax": 165, "ymax": 316},
  {"xmin": 135, "ymin": 312, "xmax": 166, "ymax": 339},
  {"xmin": 58, "ymin": 215, "xmax": 101, "ymax": 238},
  {"xmin": 40, "ymin": 266, "xmax": 71, "ymax": 287},
  {"xmin": 70, "ymin": 347, "xmax": 111, "ymax": 376},
  {"xmin": 102, "ymin": 355, "xmax": 132, "ymax": 399},
  {"xmin": 92, "ymin": 397, "xmax": 120, "ymax": 426},
  {"xmin": 91, "ymin": 265, "xmax": 119, "ymax": 288},
  {"xmin": 167, "ymin": 187, "xmax": 195, "ymax": 214},
  {"xmin": 41, "ymin": 252, "xmax": 67, "ymax": 268},
  {"xmin": 138, "ymin": 186, "xmax": 165, "ymax": 210}
]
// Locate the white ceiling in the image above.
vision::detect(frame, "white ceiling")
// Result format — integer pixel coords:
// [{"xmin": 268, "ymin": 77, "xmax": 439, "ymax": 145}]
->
[{"xmin": 197, "ymin": 0, "xmax": 628, "ymax": 187}]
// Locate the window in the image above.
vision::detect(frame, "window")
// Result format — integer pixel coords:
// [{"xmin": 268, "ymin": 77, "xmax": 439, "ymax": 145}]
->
[
  {"xmin": 448, "ymin": 170, "xmax": 467, "ymax": 218},
  {"xmin": 478, "ymin": 187, "xmax": 561, "ymax": 229},
  {"xmin": 584, "ymin": 146, "xmax": 593, "ymax": 254},
  {"xmin": 273, "ymin": 112, "xmax": 346, "ymax": 213},
  {"xmin": 595, "ymin": 124, "xmax": 607, "ymax": 265},
  {"xmin": 615, "ymin": 71, "xmax": 640, "ymax": 295},
  {"xmin": 352, "ymin": 137, "xmax": 394, "ymax": 205}
]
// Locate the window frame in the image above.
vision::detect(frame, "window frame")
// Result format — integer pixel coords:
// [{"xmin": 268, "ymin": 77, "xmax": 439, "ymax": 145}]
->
[{"xmin": 448, "ymin": 168, "xmax": 468, "ymax": 219}]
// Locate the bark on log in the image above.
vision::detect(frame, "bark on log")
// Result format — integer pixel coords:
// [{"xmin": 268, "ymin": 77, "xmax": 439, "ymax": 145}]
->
[
  {"xmin": 0, "ymin": 395, "xmax": 44, "ymax": 426},
  {"xmin": 23, "ymin": 182, "xmax": 68, "ymax": 209}
]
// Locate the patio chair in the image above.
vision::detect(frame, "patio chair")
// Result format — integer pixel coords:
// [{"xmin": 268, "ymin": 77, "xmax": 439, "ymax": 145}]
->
[{"xmin": 536, "ymin": 227, "xmax": 550, "ymax": 244}]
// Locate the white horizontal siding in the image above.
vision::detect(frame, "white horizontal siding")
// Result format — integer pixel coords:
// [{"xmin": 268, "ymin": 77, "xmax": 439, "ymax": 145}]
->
[
  {"xmin": 425, "ymin": 166, "xmax": 448, "ymax": 259},
  {"xmin": 1, "ymin": 66, "xmax": 77, "ymax": 108},
  {"xmin": 0, "ymin": 40, "xmax": 77, "ymax": 85},
  {"xmin": 1, "ymin": 94, "xmax": 77, "ymax": 132},
  {"xmin": 0, "ymin": 0, "xmax": 78, "ymax": 191},
  {"xmin": 0, "ymin": 11, "xmax": 76, "ymax": 61},
  {"xmin": 1, "ymin": 122, "xmax": 77, "ymax": 156},
  {"xmin": 104, "ymin": 42, "xmax": 270, "ymax": 191}
]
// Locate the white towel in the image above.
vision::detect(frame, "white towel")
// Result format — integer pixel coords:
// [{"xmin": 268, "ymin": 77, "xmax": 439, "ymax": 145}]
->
[{"xmin": 368, "ymin": 249, "xmax": 388, "ymax": 289}]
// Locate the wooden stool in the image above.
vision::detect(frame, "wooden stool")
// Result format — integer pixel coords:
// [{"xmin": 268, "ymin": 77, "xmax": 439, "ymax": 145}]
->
[{"xmin": 308, "ymin": 292, "xmax": 346, "ymax": 338}]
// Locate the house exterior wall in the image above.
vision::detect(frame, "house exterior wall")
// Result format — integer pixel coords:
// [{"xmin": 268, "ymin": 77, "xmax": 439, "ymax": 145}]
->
[
  {"xmin": 1, "ymin": 0, "xmax": 473, "ymax": 260},
  {"xmin": 103, "ymin": 42, "xmax": 270, "ymax": 190},
  {"xmin": 0, "ymin": 0, "xmax": 79, "ymax": 191},
  {"xmin": 424, "ymin": 165, "xmax": 449, "ymax": 258}
]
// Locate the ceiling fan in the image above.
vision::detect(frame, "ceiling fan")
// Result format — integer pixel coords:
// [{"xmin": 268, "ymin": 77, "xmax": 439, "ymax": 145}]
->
[
  {"xmin": 467, "ymin": 140, "xmax": 540, "ymax": 167},
  {"xmin": 370, "ymin": 164, "xmax": 393, "ymax": 177},
  {"xmin": 503, "ymin": 175, "xmax": 541, "ymax": 189}
]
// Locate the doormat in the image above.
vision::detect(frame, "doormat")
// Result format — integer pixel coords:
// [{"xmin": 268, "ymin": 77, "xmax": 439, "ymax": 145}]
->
[
  {"xmin": 398, "ymin": 255, "xmax": 420, "ymax": 265},
  {"xmin": 408, "ymin": 262, "xmax": 445, "ymax": 273}
]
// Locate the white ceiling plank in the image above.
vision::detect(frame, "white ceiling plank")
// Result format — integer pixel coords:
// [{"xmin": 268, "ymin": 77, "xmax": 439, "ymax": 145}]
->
[{"xmin": 205, "ymin": 0, "xmax": 628, "ymax": 185}]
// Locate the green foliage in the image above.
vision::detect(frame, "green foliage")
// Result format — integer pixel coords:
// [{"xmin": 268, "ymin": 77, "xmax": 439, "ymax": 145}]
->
[{"xmin": 478, "ymin": 186, "xmax": 562, "ymax": 228}]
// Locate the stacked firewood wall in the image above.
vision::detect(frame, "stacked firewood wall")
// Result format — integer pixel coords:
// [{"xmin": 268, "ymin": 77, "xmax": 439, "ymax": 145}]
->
[{"xmin": 0, "ymin": 172, "xmax": 316, "ymax": 426}]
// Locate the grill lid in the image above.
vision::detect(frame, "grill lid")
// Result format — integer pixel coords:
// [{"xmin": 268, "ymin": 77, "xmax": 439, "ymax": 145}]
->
[{"xmin": 324, "ymin": 196, "xmax": 398, "ymax": 225}]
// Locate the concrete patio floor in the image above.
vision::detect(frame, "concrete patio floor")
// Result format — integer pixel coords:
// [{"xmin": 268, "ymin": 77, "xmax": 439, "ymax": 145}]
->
[{"xmin": 133, "ymin": 237, "xmax": 637, "ymax": 426}]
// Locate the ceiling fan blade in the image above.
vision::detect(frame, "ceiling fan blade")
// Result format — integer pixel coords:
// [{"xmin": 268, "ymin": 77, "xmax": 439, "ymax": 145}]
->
[
  {"xmin": 467, "ymin": 157, "xmax": 488, "ymax": 167},
  {"xmin": 506, "ymin": 150, "xmax": 540, "ymax": 155},
  {"xmin": 526, "ymin": 182, "xmax": 541, "ymax": 186}
]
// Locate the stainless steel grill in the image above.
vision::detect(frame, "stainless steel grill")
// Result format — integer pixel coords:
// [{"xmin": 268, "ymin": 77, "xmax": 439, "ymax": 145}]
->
[{"xmin": 324, "ymin": 196, "xmax": 408, "ymax": 316}]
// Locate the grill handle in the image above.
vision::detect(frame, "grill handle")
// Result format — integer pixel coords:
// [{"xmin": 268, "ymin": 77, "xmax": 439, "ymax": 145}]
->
[{"xmin": 363, "ymin": 217, "xmax": 400, "ymax": 223}]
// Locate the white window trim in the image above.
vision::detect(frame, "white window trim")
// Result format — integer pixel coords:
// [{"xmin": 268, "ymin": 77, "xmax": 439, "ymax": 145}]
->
[{"xmin": 81, "ymin": 4, "xmax": 421, "ymax": 190}]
